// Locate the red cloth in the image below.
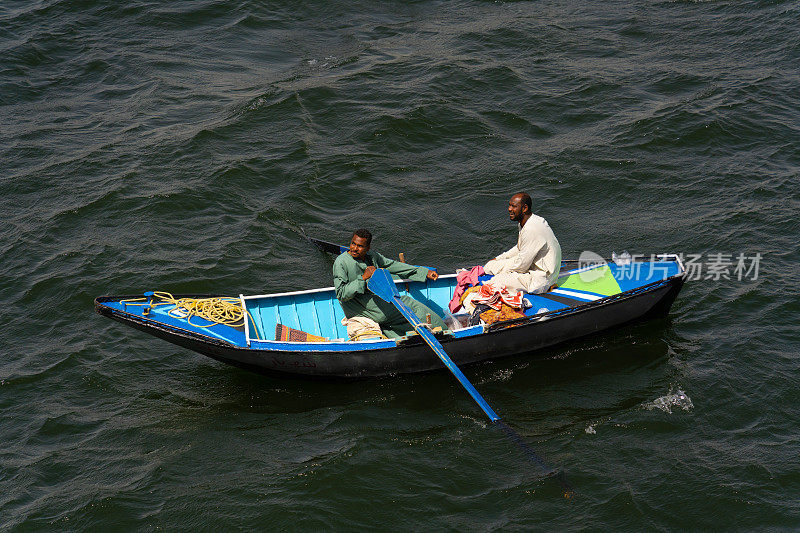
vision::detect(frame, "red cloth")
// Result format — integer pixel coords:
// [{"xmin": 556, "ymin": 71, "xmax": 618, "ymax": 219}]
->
[
  {"xmin": 449, "ymin": 265, "xmax": 485, "ymax": 313},
  {"xmin": 471, "ymin": 282, "xmax": 523, "ymax": 310}
]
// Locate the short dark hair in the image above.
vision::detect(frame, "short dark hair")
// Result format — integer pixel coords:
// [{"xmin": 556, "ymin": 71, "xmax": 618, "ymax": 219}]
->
[
  {"xmin": 516, "ymin": 192, "xmax": 532, "ymax": 211},
  {"xmin": 353, "ymin": 228, "xmax": 372, "ymax": 245}
]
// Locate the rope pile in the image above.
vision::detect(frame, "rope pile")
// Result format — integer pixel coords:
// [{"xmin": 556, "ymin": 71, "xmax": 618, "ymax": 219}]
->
[{"xmin": 121, "ymin": 291, "xmax": 260, "ymax": 338}]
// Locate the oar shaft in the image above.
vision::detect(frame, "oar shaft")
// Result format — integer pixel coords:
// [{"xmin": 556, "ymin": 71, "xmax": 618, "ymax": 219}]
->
[
  {"xmin": 365, "ymin": 268, "xmax": 574, "ymax": 496},
  {"xmin": 391, "ymin": 295, "xmax": 499, "ymax": 421},
  {"xmin": 310, "ymin": 237, "xmax": 437, "ymax": 272},
  {"xmin": 308, "ymin": 237, "xmax": 347, "ymax": 255},
  {"xmin": 389, "ymin": 291, "xmax": 575, "ymax": 495}
]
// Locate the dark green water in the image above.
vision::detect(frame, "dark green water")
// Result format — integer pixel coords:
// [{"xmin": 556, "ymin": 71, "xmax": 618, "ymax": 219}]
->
[{"xmin": 2, "ymin": 0, "xmax": 799, "ymax": 529}]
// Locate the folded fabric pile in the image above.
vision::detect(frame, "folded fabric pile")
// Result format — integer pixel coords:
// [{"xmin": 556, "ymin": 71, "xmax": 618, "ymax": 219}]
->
[
  {"xmin": 458, "ymin": 282, "xmax": 527, "ymax": 326},
  {"xmin": 471, "ymin": 282, "xmax": 524, "ymax": 310},
  {"xmin": 275, "ymin": 324, "xmax": 328, "ymax": 342},
  {"xmin": 341, "ymin": 316, "xmax": 388, "ymax": 341},
  {"xmin": 471, "ymin": 302, "xmax": 526, "ymax": 326}
]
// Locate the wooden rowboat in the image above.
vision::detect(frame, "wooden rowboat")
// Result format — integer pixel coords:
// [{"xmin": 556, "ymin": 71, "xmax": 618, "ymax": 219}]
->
[{"xmin": 94, "ymin": 255, "xmax": 685, "ymax": 379}]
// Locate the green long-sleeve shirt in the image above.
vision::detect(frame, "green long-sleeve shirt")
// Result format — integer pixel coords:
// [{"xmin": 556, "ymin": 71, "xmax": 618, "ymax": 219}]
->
[{"xmin": 333, "ymin": 251, "xmax": 429, "ymax": 324}]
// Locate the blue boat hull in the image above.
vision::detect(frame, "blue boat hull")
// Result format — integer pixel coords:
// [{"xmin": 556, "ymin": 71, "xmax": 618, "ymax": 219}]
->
[{"xmin": 94, "ymin": 274, "xmax": 684, "ymax": 379}]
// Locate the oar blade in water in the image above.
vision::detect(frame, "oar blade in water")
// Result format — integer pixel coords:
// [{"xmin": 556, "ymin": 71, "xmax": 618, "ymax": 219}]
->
[{"xmin": 367, "ymin": 267, "xmax": 575, "ymax": 497}]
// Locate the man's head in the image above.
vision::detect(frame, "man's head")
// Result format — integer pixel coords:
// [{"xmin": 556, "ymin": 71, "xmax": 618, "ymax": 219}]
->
[
  {"xmin": 349, "ymin": 229, "xmax": 372, "ymax": 260},
  {"xmin": 508, "ymin": 193, "xmax": 532, "ymax": 224}
]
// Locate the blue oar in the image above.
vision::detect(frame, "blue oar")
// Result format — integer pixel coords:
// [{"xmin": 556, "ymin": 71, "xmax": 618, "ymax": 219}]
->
[
  {"xmin": 368, "ymin": 268, "xmax": 499, "ymax": 421},
  {"xmin": 367, "ymin": 268, "xmax": 575, "ymax": 497}
]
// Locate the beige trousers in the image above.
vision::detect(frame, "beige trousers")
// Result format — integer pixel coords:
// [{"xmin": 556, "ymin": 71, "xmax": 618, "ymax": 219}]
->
[{"xmin": 483, "ymin": 258, "xmax": 556, "ymax": 294}]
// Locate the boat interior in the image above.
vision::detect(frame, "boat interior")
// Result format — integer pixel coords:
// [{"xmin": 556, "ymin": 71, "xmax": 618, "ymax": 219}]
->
[
  {"xmin": 242, "ymin": 258, "xmax": 682, "ymax": 343},
  {"xmin": 98, "ymin": 258, "xmax": 682, "ymax": 347}
]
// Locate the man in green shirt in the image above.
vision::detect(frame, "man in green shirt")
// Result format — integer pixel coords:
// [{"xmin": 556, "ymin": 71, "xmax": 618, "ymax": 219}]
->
[{"xmin": 333, "ymin": 229, "xmax": 447, "ymax": 339}]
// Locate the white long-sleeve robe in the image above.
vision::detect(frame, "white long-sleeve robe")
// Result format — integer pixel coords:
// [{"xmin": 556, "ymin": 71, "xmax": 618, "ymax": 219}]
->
[{"xmin": 483, "ymin": 214, "xmax": 561, "ymax": 294}]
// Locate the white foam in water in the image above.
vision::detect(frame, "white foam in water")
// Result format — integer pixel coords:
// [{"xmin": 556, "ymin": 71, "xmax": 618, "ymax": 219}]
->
[{"xmin": 644, "ymin": 389, "xmax": 694, "ymax": 414}]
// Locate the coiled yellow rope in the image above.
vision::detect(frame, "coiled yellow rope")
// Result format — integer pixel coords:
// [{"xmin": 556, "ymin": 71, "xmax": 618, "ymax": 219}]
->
[{"xmin": 120, "ymin": 292, "xmax": 261, "ymax": 340}]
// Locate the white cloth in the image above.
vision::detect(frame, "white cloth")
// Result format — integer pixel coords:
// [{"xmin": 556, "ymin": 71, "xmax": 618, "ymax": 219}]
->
[
  {"xmin": 484, "ymin": 214, "xmax": 561, "ymax": 294},
  {"xmin": 341, "ymin": 316, "xmax": 387, "ymax": 341},
  {"xmin": 487, "ymin": 269, "xmax": 552, "ymax": 294}
]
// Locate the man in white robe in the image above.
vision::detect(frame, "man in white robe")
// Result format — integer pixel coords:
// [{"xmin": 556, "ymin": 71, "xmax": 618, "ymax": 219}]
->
[{"xmin": 483, "ymin": 193, "xmax": 561, "ymax": 294}]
